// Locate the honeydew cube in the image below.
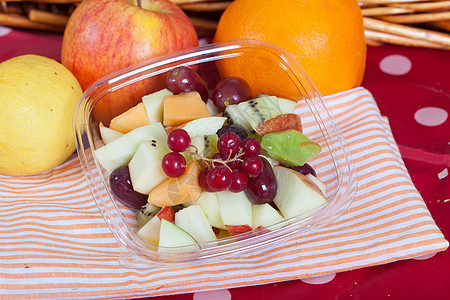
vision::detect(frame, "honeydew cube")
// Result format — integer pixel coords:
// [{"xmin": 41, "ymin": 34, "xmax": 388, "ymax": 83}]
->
[
  {"xmin": 142, "ymin": 88, "xmax": 173, "ymax": 124},
  {"xmin": 128, "ymin": 140, "xmax": 171, "ymax": 194},
  {"xmin": 94, "ymin": 122, "xmax": 167, "ymax": 173}
]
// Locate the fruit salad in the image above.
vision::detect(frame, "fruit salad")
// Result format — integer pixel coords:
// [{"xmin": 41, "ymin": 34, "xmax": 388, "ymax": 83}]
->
[{"xmin": 94, "ymin": 66, "xmax": 327, "ymax": 253}]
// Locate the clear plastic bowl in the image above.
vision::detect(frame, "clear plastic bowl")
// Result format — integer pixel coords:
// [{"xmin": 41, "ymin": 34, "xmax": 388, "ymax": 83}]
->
[{"xmin": 74, "ymin": 40, "xmax": 357, "ymax": 269}]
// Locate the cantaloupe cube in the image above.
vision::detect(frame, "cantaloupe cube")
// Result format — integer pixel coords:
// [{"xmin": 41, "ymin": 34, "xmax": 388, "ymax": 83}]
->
[
  {"xmin": 163, "ymin": 91, "xmax": 210, "ymax": 127},
  {"xmin": 109, "ymin": 102, "xmax": 150, "ymax": 134}
]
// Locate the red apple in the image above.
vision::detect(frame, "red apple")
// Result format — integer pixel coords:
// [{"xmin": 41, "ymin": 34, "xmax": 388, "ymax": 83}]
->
[
  {"xmin": 156, "ymin": 206, "xmax": 175, "ymax": 222},
  {"xmin": 255, "ymin": 113, "xmax": 302, "ymax": 136},
  {"xmin": 61, "ymin": 0, "xmax": 198, "ymax": 125}
]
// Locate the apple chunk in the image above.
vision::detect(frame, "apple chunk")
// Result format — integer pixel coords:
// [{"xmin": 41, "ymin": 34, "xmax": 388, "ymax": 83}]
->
[
  {"xmin": 217, "ymin": 191, "xmax": 253, "ymax": 235},
  {"xmin": 99, "ymin": 122, "xmax": 124, "ymax": 144},
  {"xmin": 252, "ymin": 203, "xmax": 284, "ymax": 229},
  {"xmin": 158, "ymin": 219, "xmax": 200, "ymax": 253},
  {"xmin": 136, "ymin": 206, "xmax": 175, "ymax": 245},
  {"xmin": 196, "ymin": 191, "xmax": 225, "ymax": 230},
  {"xmin": 175, "ymin": 205, "xmax": 217, "ymax": 243},
  {"xmin": 272, "ymin": 166, "xmax": 327, "ymax": 219}
]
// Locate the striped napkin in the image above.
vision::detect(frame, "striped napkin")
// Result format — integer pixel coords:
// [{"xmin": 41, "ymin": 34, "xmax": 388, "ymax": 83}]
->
[{"xmin": 1, "ymin": 87, "xmax": 447, "ymax": 299}]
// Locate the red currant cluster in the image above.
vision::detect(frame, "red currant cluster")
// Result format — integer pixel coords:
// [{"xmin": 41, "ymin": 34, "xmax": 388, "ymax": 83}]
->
[
  {"xmin": 199, "ymin": 132, "xmax": 263, "ymax": 193},
  {"xmin": 161, "ymin": 128, "xmax": 264, "ymax": 194}
]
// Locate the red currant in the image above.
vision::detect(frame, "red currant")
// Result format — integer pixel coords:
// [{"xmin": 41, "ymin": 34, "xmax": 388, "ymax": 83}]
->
[
  {"xmin": 167, "ymin": 129, "xmax": 191, "ymax": 152},
  {"xmin": 241, "ymin": 155, "xmax": 263, "ymax": 178},
  {"xmin": 161, "ymin": 152, "xmax": 186, "ymax": 178},
  {"xmin": 241, "ymin": 137, "xmax": 261, "ymax": 156},
  {"xmin": 207, "ymin": 165, "xmax": 232, "ymax": 192},
  {"xmin": 217, "ymin": 132, "xmax": 241, "ymax": 158},
  {"xmin": 198, "ymin": 168, "xmax": 214, "ymax": 192}
]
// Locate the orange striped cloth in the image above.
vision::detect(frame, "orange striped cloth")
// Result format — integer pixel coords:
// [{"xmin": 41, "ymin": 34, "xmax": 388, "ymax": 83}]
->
[{"xmin": 0, "ymin": 87, "xmax": 447, "ymax": 298}]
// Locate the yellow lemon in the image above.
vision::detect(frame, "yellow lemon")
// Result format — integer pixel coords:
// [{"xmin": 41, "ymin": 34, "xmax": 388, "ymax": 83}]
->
[{"xmin": 0, "ymin": 55, "xmax": 83, "ymax": 176}]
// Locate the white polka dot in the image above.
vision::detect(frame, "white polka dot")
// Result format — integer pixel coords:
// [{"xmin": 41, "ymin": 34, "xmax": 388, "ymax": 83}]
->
[
  {"xmin": 379, "ymin": 54, "xmax": 412, "ymax": 75},
  {"xmin": 193, "ymin": 289, "xmax": 231, "ymax": 300},
  {"xmin": 0, "ymin": 26, "xmax": 12, "ymax": 37},
  {"xmin": 413, "ymin": 252, "xmax": 436, "ymax": 260},
  {"xmin": 414, "ymin": 107, "xmax": 448, "ymax": 126},
  {"xmin": 300, "ymin": 273, "xmax": 336, "ymax": 284}
]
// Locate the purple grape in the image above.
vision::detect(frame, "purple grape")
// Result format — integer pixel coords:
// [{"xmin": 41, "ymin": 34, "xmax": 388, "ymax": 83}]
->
[
  {"xmin": 285, "ymin": 163, "xmax": 317, "ymax": 177},
  {"xmin": 166, "ymin": 66, "xmax": 209, "ymax": 102},
  {"xmin": 245, "ymin": 157, "xmax": 278, "ymax": 204},
  {"xmin": 109, "ymin": 166, "xmax": 148, "ymax": 210},
  {"xmin": 217, "ymin": 125, "xmax": 248, "ymax": 141},
  {"xmin": 212, "ymin": 76, "xmax": 252, "ymax": 112}
]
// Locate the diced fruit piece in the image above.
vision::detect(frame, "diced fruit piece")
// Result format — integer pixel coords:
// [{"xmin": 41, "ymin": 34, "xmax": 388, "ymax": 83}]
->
[
  {"xmin": 94, "ymin": 122, "xmax": 167, "ymax": 173},
  {"xmin": 255, "ymin": 113, "xmax": 302, "ymax": 136},
  {"xmin": 189, "ymin": 135, "xmax": 218, "ymax": 160},
  {"xmin": 206, "ymin": 99, "xmax": 220, "ymax": 116},
  {"xmin": 237, "ymin": 95, "xmax": 281, "ymax": 130},
  {"xmin": 137, "ymin": 213, "xmax": 161, "ymax": 245},
  {"xmin": 277, "ymin": 97, "xmax": 297, "ymax": 114},
  {"xmin": 142, "ymin": 88, "xmax": 173, "ymax": 124},
  {"xmin": 109, "ymin": 102, "xmax": 149, "ymax": 134},
  {"xmin": 158, "ymin": 219, "xmax": 200, "ymax": 253},
  {"xmin": 252, "ymin": 203, "xmax": 284, "ymax": 229},
  {"xmin": 272, "ymin": 166, "xmax": 327, "ymax": 219},
  {"xmin": 244, "ymin": 157, "xmax": 277, "ymax": 204},
  {"xmin": 99, "ymin": 122, "xmax": 124, "ymax": 144},
  {"xmin": 180, "ymin": 116, "xmax": 227, "ymax": 137},
  {"xmin": 109, "ymin": 166, "xmax": 148, "ymax": 210},
  {"xmin": 175, "ymin": 205, "xmax": 217, "ymax": 243},
  {"xmin": 163, "ymin": 91, "xmax": 210, "ymax": 126},
  {"xmin": 212, "ymin": 76, "xmax": 252, "ymax": 112},
  {"xmin": 137, "ymin": 203, "xmax": 160, "ymax": 228},
  {"xmin": 137, "ymin": 206, "xmax": 176, "ymax": 245},
  {"xmin": 196, "ymin": 191, "xmax": 225, "ymax": 229},
  {"xmin": 129, "ymin": 140, "xmax": 170, "ymax": 194},
  {"xmin": 306, "ymin": 173, "xmax": 326, "ymax": 196},
  {"xmin": 217, "ymin": 191, "xmax": 253, "ymax": 235},
  {"xmin": 147, "ymin": 162, "xmax": 202, "ymax": 207},
  {"xmin": 222, "ymin": 104, "xmax": 254, "ymax": 135},
  {"xmin": 261, "ymin": 129, "xmax": 321, "ymax": 166}
]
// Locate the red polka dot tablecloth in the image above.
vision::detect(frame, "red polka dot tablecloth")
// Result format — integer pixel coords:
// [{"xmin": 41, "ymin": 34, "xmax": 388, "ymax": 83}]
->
[{"xmin": 0, "ymin": 27, "xmax": 449, "ymax": 299}]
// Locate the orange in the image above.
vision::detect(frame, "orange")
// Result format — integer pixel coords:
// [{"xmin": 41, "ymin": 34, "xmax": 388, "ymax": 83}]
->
[{"xmin": 213, "ymin": 0, "xmax": 366, "ymax": 97}]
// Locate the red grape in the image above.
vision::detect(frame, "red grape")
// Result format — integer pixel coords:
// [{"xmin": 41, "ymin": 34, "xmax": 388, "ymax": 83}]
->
[
  {"xmin": 241, "ymin": 137, "xmax": 261, "ymax": 156},
  {"xmin": 217, "ymin": 132, "xmax": 241, "ymax": 158},
  {"xmin": 285, "ymin": 163, "xmax": 317, "ymax": 177},
  {"xmin": 245, "ymin": 157, "xmax": 278, "ymax": 204},
  {"xmin": 212, "ymin": 76, "xmax": 252, "ymax": 112},
  {"xmin": 167, "ymin": 128, "xmax": 191, "ymax": 152},
  {"xmin": 229, "ymin": 169, "xmax": 248, "ymax": 193},
  {"xmin": 161, "ymin": 152, "xmax": 186, "ymax": 178},
  {"xmin": 217, "ymin": 125, "xmax": 248, "ymax": 141},
  {"xmin": 109, "ymin": 166, "xmax": 148, "ymax": 210},
  {"xmin": 166, "ymin": 66, "xmax": 209, "ymax": 102},
  {"xmin": 241, "ymin": 155, "xmax": 263, "ymax": 178},
  {"xmin": 207, "ymin": 165, "xmax": 232, "ymax": 192}
]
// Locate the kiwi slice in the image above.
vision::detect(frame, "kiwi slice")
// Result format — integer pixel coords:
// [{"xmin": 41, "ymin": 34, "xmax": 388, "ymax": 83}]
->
[
  {"xmin": 261, "ymin": 130, "xmax": 321, "ymax": 166},
  {"xmin": 237, "ymin": 95, "xmax": 281, "ymax": 130}
]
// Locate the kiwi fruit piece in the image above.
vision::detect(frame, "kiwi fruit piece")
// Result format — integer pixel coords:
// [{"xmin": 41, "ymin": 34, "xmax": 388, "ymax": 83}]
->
[
  {"xmin": 237, "ymin": 95, "xmax": 281, "ymax": 130},
  {"xmin": 261, "ymin": 129, "xmax": 321, "ymax": 166}
]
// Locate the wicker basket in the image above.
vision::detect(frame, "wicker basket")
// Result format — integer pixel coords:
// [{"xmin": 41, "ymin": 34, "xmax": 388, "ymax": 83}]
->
[{"xmin": 1, "ymin": 0, "xmax": 449, "ymax": 49}]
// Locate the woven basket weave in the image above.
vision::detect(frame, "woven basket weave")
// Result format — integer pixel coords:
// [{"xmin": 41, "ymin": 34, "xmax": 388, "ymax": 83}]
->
[{"xmin": 1, "ymin": 0, "xmax": 449, "ymax": 49}]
